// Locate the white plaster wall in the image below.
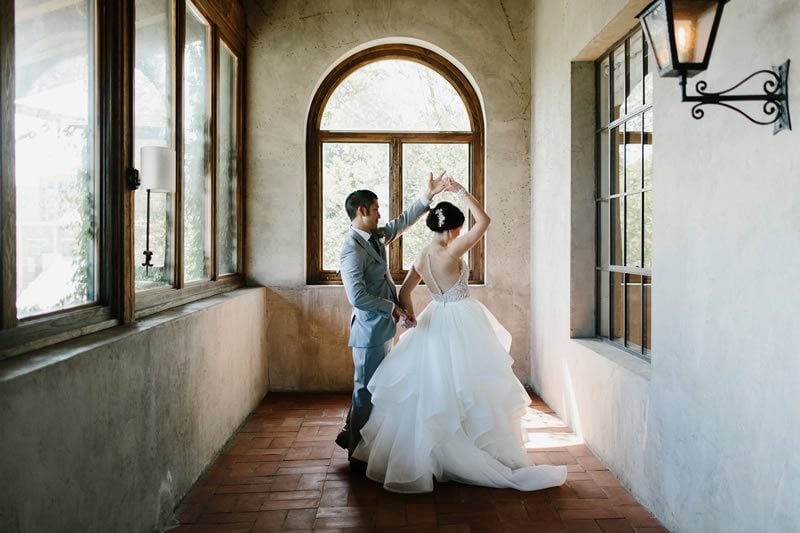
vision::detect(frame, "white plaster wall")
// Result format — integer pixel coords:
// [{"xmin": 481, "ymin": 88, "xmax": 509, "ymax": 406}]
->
[
  {"xmin": 531, "ymin": 0, "xmax": 800, "ymax": 531},
  {"xmin": 0, "ymin": 288, "xmax": 269, "ymax": 532},
  {"xmin": 244, "ymin": 0, "xmax": 534, "ymax": 390}
]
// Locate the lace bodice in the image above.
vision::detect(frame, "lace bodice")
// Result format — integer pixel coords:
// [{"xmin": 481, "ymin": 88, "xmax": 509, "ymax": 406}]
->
[{"xmin": 427, "ymin": 255, "xmax": 470, "ymax": 303}]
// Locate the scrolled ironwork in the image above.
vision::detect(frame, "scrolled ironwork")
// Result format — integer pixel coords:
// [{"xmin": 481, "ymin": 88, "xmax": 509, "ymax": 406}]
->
[
  {"xmin": 693, "ymin": 69, "xmax": 781, "ymax": 98},
  {"xmin": 679, "ymin": 59, "xmax": 791, "ymax": 134}
]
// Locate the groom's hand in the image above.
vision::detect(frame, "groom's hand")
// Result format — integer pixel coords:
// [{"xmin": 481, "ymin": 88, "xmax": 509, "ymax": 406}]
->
[
  {"xmin": 402, "ymin": 314, "xmax": 417, "ymax": 328},
  {"xmin": 424, "ymin": 170, "xmax": 448, "ymax": 201},
  {"xmin": 392, "ymin": 305, "xmax": 409, "ymax": 324}
]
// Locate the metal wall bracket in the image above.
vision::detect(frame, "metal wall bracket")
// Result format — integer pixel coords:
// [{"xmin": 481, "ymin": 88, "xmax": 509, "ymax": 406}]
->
[{"xmin": 679, "ymin": 59, "xmax": 791, "ymax": 135}]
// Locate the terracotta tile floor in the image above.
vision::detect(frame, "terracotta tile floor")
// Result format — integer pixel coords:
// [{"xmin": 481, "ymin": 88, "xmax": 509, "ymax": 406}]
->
[{"xmin": 170, "ymin": 392, "xmax": 667, "ymax": 532}]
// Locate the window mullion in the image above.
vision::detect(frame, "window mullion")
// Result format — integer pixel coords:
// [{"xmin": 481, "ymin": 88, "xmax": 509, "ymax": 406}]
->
[
  {"xmin": 175, "ymin": 0, "xmax": 186, "ymax": 289},
  {"xmin": 390, "ymin": 138, "xmax": 402, "ymax": 277},
  {"xmin": 209, "ymin": 26, "xmax": 219, "ymax": 281},
  {"xmin": 0, "ymin": 0, "xmax": 17, "ymax": 329},
  {"xmin": 96, "ymin": 0, "xmax": 134, "ymax": 322}
]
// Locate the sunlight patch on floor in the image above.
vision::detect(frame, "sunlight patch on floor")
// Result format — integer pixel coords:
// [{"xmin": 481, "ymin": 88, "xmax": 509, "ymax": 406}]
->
[{"xmin": 522, "ymin": 407, "xmax": 584, "ymax": 449}]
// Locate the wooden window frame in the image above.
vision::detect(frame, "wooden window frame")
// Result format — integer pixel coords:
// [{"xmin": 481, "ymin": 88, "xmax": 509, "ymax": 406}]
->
[
  {"xmin": 595, "ymin": 29, "xmax": 653, "ymax": 360},
  {"xmin": 135, "ymin": 0, "xmax": 247, "ymax": 318},
  {"xmin": 0, "ymin": 0, "xmax": 247, "ymax": 359},
  {"xmin": 306, "ymin": 44, "xmax": 485, "ymax": 285}
]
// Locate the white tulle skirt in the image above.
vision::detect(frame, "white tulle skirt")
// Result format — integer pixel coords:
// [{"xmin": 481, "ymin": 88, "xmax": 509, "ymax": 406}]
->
[{"xmin": 352, "ymin": 297, "xmax": 568, "ymax": 493}]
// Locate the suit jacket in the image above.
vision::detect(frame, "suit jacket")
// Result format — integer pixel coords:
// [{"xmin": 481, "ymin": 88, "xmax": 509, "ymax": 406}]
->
[{"xmin": 340, "ymin": 199, "xmax": 429, "ymax": 348}]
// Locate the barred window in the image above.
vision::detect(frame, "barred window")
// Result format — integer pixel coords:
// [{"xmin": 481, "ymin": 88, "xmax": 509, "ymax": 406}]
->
[{"xmin": 596, "ymin": 30, "xmax": 654, "ymax": 359}]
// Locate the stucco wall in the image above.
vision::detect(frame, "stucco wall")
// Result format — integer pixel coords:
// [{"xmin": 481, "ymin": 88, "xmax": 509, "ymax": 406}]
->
[
  {"xmin": 0, "ymin": 288, "xmax": 269, "ymax": 532},
  {"xmin": 531, "ymin": 1, "xmax": 800, "ymax": 531},
  {"xmin": 244, "ymin": 0, "xmax": 533, "ymax": 390}
]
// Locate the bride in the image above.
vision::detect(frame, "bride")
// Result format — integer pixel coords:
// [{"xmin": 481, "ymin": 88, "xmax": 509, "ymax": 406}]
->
[{"xmin": 351, "ymin": 177, "xmax": 568, "ymax": 493}]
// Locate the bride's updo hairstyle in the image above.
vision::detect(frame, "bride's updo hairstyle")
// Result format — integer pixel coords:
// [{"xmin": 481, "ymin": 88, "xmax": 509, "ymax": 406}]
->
[{"xmin": 426, "ymin": 201, "xmax": 465, "ymax": 232}]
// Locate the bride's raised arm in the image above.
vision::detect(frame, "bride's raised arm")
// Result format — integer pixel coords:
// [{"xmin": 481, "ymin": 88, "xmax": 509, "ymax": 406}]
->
[{"xmin": 445, "ymin": 178, "xmax": 491, "ymax": 258}]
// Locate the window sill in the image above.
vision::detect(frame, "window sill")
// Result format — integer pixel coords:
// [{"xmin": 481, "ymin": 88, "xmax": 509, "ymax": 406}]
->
[
  {"xmin": 0, "ymin": 286, "xmax": 256, "ymax": 380},
  {"xmin": 570, "ymin": 338, "xmax": 652, "ymax": 381}
]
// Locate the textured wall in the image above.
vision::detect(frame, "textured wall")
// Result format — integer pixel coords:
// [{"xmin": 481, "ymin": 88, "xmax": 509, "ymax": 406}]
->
[
  {"xmin": 531, "ymin": 1, "xmax": 800, "ymax": 531},
  {"xmin": 244, "ymin": 0, "xmax": 533, "ymax": 390},
  {"xmin": 0, "ymin": 288, "xmax": 269, "ymax": 532}
]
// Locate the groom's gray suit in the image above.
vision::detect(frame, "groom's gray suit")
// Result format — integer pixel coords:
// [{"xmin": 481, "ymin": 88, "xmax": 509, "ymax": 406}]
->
[{"xmin": 338, "ymin": 198, "xmax": 430, "ymax": 457}]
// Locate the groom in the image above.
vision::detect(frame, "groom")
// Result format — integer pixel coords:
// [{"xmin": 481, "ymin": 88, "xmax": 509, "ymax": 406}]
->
[{"xmin": 336, "ymin": 172, "xmax": 447, "ymax": 469}]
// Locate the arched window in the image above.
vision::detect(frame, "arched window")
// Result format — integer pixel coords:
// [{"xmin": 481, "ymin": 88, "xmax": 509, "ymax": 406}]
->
[{"xmin": 306, "ymin": 44, "xmax": 485, "ymax": 284}]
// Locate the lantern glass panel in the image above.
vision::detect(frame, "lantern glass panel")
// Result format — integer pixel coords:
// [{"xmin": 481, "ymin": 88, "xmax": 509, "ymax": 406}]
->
[
  {"xmin": 642, "ymin": 2, "xmax": 671, "ymax": 71},
  {"xmin": 672, "ymin": 1, "xmax": 720, "ymax": 64}
]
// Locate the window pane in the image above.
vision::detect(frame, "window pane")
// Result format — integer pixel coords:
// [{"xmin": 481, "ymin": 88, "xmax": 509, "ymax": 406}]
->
[
  {"xmin": 321, "ymin": 60, "xmax": 470, "ymax": 131},
  {"xmin": 610, "ymin": 198, "xmax": 623, "ymax": 266},
  {"xmin": 626, "ymin": 274, "xmax": 643, "ymax": 351},
  {"xmin": 135, "ymin": 0, "xmax": 174, "ymax": 290},
  {"xmin": 643, "ymin": 110, "xmax": 654, "ymax": 189},
  {"xmin": 612, "ymin": 126, "xmax": 624, "ymax": 195},
  {"xmin": 401, "ymin": 144, "xmax": 470, "ymax": 269},
  {"xmin": 217, "ymin": 42, "xmax": 238, "ymax": 276},
  {"xmin": 644, "ymin": 36, "xmax": 654, "ymax": 106},
  {"xmin": 322, "ymin": 143, "xmax": 390, "ymax": 270},
  {"xmin": 611, "ymin": 272, "xmax": 624, "ymax": 343},
  {"xmin": 643, "ymin": 276, "xmax": 651, "ymax": 355},
  {"xmin": 626, "ymin": 32, "xmax": 644, "ymax": 112},
  {"xmin": 15, "ymin": 0, "xmax": 96, "ymax": 318},
  {"xmin": 626, "ymin": 193, "xmax": 642, "ymax": 268},
  {"xmin": 598, "ymin": 57, "xmax": 610, "ymax": 127},
  {"xmin": 598, "ymin": 197, "xmax": 610, "ymax": 268},
  {"xmin": 612, "ymin": 45, "xmax": 626, "ymax": 120},
  {"xmin": 183, "ymin": 3, "xmax": 211, "ymax": 283},
  {"xmin": 643, "ymin": 191, "xmax": 652, "ymax": 269},
  {"xmin": 625, "ymin": 115, "xmax": 643, "ymax": 193},
  {"xmin": 598, "ymin": 130, "xmax": 609, "ymax": 199},
  {"xmin": 598, "ymin": 270, "xmax": 610, "ymax": 337}
]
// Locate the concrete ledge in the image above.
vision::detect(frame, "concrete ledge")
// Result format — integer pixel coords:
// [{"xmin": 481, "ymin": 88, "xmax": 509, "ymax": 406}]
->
[
  {"xmin": 0, "ymin": 287, "xmax": 269, "ymax": 532},
  {"xmin": 571, "ymin": 337, "xmax": 652, "ymax": 381}
]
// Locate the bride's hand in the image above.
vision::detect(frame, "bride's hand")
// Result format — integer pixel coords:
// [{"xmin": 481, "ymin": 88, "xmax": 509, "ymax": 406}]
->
[{"xmin": 445, "ymin": 176, "xmax": 465, "ymax": 194}]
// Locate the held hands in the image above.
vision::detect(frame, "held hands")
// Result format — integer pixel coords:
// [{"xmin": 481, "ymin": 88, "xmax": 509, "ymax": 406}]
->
[
  {"xmin": 425, "ymin": 171, "xmax": 467, "ymax": 201},
  {"xmin": 424, "ymin": 170, "xmax": 449, "ymax": 201},
  {"xmin": 392, "ymin": 305, "xmax": 409, "ymax": 325},
  {"xmin": 392, "ymin": 305, "xmax": 417, "ymax": 328},
  {"xmin": 444, "ymin": 175, "xmax": 466, "ymax": 195},
  {"xmin": 400, "ymin": 314, "xmax": 417, "ymax": 329}
]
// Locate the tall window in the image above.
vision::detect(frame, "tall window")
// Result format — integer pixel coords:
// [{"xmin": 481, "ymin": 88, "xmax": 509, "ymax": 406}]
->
[
  {"xmin": 307, "ymin": 44, "xmax": 485, "ymax": 284},
  {"xmin": 134, "ymin": 0, "xmax": 174, "ymax": 290},
  {"xmin": 13, "ymin": 0, "xmax": 98, "ymax": 318},
  {"xmin": 1, "ymin": 0, "xmax": 246, "ymax": 359},
  {"xmin": 134, "ymin": 0, "xmax": 245, "ymax": 312},
  {"xmin": 596, "ymin": 30, "xmax": 654, "ymax": 359}
]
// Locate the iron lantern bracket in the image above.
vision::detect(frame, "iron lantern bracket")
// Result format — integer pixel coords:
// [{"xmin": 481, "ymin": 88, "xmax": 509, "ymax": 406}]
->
[{"xmin": 678, "ymin": 59, "xmax": 791, "ymax": 134}]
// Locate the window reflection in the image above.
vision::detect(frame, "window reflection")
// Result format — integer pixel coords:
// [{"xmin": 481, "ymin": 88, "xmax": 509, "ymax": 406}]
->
[
  {"xmin": 183, "ymin": 2, "xmax": 212, "ymax": 283},
  {"xmin": 14, "ymin": 0, "xmax": 97, "ymax": 318},
  {"xmin": 134, "ymin": 0, "xmax": 174, "ymax": 290}
]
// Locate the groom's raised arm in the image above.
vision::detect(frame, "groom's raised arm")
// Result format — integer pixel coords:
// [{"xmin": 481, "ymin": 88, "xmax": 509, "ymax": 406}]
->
[
  {"xmin": 381, "ymin": 198, "xmax": 429, "ymax": 244},
  {"xmin": 382, "ymin": 171, "xmax": 448, "ymax": 243},
  {"xmin": 340, "ymin": 247, "xmax": 394, "ymax": 317}
]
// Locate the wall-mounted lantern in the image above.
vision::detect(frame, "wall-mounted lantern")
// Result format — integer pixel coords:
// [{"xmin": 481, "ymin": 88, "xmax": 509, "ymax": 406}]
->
[{"xmin": 638, "ymin": 0, "xmax": 791, "ymax": 134}]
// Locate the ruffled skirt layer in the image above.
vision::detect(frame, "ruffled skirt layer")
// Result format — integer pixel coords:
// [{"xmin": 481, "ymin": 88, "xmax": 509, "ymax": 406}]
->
[{"xmin": 352, "ymin": 298, "xmax": 567, "ymax": 493}]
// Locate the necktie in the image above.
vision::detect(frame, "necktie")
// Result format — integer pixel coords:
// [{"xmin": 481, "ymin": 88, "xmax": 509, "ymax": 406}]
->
[{"xmin": 368, "ymin": 235, "xmax": 382, "ymax": 257}]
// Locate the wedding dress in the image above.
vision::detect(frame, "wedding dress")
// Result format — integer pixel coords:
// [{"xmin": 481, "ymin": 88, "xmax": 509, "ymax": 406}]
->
[{"xmin": 351, "ymin": 256, "xmax": 568, "ymax": 493}]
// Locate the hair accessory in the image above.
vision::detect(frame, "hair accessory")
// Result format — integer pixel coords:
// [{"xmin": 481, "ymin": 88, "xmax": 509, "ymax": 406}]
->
[{"xmin": 435, "ymin": 208, "xmax": 445, "ymax": 228}]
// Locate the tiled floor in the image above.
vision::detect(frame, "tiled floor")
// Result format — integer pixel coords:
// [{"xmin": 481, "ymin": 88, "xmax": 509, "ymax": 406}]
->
[{"xmin": 171, "ymin": 393, "xmax": 666, "ymax": 532}]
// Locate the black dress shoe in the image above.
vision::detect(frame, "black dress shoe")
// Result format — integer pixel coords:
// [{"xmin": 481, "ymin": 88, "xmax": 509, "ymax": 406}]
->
[
  {"xmin": 349, "ymin": 458, "xmax": 368, "ymax": 473},
  {"xmin": 335, "ymin": 430, "xmax": 349, "ymax": 450}
]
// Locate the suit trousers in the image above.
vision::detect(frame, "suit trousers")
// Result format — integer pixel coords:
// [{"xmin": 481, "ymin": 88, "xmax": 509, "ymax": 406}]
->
[{"xmin": 342, "ymin": 340, "xmax": 393, "ymax": 458}]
